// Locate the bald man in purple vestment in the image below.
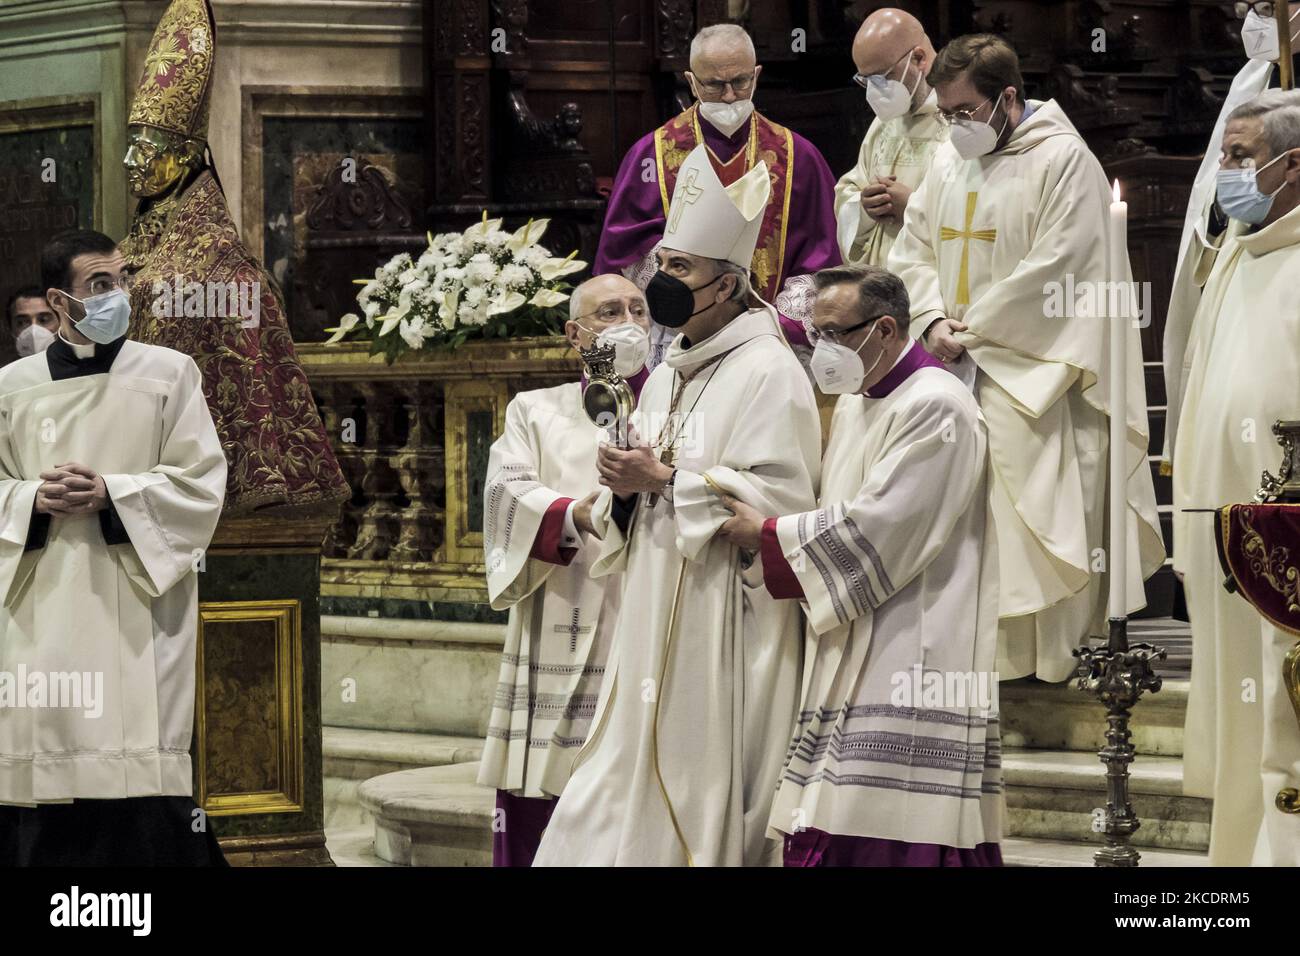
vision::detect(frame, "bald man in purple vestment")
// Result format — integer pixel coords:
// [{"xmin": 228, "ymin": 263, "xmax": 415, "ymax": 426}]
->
[{"xmin": 595, "ymin": 23, "xmax": 842, "ymax": 371}]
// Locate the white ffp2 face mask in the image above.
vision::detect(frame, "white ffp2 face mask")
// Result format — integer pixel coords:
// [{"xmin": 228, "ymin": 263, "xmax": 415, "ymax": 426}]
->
[
  {"xmin": 15, "ymin": 324, "xmax": 55, "ymax": 357},
  {"xmin": 598, "ymin": 322, "xmax": 651, "ymax": 377},
  {"xmin": 580, "ymin": 320, "xmax": 650, "ymax": 378},
  {"xmin": 864, "ymin": 57, "xmax": 922, "ymax": 120},
  {"xmin": 1241, "ymin": 9, "xmax": 1280, "ymax": 61},
  {"xmin": 949, "ymin": 95, "xmax": 1013, "ymax": 160},
  {"xmin": 809, "ymin": 322, "xmax": 885, "ymax": 395},
  {"xmin": 698, "ymin": 99, "xmax": 755, "ymax": 136}
]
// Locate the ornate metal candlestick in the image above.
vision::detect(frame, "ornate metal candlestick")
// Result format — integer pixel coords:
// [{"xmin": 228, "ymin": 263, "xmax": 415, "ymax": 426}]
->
[{"xmin": 1074, "ymin": 621, "xmax": 1166, "ymax": 867}]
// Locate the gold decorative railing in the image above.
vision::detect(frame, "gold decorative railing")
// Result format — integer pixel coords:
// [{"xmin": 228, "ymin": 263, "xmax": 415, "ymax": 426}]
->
[{"xmin": 297, "ymin": 337, "xmax": 580, "ymax": 604}]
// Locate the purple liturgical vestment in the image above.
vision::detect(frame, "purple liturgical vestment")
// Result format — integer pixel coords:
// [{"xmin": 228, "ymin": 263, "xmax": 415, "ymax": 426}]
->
[
  {"xmin": 784, "ymin": 827, "xmax": 1003, "ymax": 867},
  {"xmin": 595, "ymin": 110, "xmax": 842, "ymax": 369}
]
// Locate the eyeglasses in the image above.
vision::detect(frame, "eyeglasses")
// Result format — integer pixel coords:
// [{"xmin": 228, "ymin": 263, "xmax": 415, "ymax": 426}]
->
[
  {"xmin": 1235, "ymin": 2, "xmax": 1276, "ymax": 17},
  {"xmin": 72, "ymin": 274, "xmax": 134, "ymax": 298},
  {"xmin": 692, "ymin": 71, "xmax": 756, "ymax": 96},
  {"xmin": 808, "ymin": 313, "xmax": 885, "ymax": 347},
  {"xmin": 935, "ymin": 95, "xmax": 993, "ymax": 126},
  {"xmin": 576, "ymin": 300, "xmax": 648, "ymax": 324},
  {"xmin": 851, "ymin": 48, "xmax": 913, "ymax": 89}
]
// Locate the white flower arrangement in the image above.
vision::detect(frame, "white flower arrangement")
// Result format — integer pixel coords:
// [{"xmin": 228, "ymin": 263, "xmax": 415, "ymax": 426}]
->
[{"xmin": 323, "ymin": 213, "xmax": 586, "ymax": 362}]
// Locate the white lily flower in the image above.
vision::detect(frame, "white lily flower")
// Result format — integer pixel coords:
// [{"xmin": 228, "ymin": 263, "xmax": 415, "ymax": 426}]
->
[
  {"xmin": 538, "ymin": 256, "xmax": 587, "ymax": 281},
  {"xmin": 437, "ymin": 283, "xmax": 462, "ymax": 328},
  {"xmin": 506, "ymin": 218, "xmax": 550, "ymax": 252},
  {"xmin": 464, "ymin": 216, "xmax": 504, "ymax": 238},
  {"xmin": 323, "ymin": 313, "xmax": 360, "ymax": 344},
  {"xmin": 486, "ymin": 290, "xmax": 527, "ymax": 316},
  {"xmin": 529, "ymin": 288, "xmax": 570, "ymax": 308}
]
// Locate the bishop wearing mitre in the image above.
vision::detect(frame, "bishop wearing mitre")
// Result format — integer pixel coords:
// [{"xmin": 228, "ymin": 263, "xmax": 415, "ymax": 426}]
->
[
  {"xmin": 533, "ymin": 145, "xmax": 822, "ymax": 867},
  {"xmin": 888, "ymin": 34, "xmax": 1165, "ymax": 682},
  {"xmin": 477, "ymin": 273, "xmax": 651, "ymax": 867},
  {"xmin": 0, "ymin": 231, "xmax": 227, "ymax": 865},
  {"xmin": 834, "ymin": 9, "xmax": 948, "ymax": 267},
  {"xmin": 718, "ymin": 263, "xmax": 1003, "ymax": 866}
]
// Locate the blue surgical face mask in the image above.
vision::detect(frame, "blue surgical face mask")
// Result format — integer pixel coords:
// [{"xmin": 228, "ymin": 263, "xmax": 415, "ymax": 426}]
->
[
  {"xmin": 61, "ymin": 288, "xmax": 131, "ymax": 344},
  {"xmin": 1216, "ymin": 151, "xmax": 1289, "ymax": 225}
]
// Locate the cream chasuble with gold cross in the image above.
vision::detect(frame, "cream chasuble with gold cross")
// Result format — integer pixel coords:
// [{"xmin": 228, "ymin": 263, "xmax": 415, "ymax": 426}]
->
[{"xmin": 888, "ymin": 98, "xmax": 1164, "ymax": 682}]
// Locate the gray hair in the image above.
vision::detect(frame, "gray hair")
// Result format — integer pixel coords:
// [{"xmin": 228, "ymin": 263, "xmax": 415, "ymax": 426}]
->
[
  {"xmin": 714, "ymin": 258, "xmax": 753, "ymax": 303},
  {"xmin": 689, "ymin": 24, "xmax": 755, "ymax": 70},
  {"xmin": 812, "ymin": 263, "xmax": 911, "ymax": 328},
  {"xmin": 1228, "ymin": 89, "xmax": 1300, "ymax": 157},
  {"xmin": 568, "ymin": 282, "xmax": 587, "ymax": 322}
]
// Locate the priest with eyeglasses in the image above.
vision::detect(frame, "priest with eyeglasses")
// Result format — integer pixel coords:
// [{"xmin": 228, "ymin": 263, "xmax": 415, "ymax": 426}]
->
[{"xmin": 594, "ymin": 23, "xmax": 841, "ymax": 372}]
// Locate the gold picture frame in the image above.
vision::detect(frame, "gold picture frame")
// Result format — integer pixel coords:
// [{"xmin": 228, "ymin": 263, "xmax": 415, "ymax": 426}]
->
[
  {"xmin": 195, "ymin": 599, "xmax": 304, "ymax": 816},
  {"xmin": 443, "ymin": 378, "xmax": 509, "ymax": 566}
]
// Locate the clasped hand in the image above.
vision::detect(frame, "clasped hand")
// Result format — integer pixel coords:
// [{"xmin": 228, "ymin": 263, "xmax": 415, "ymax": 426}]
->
[
  {"xmin": 596, "ymin": 425, "xmax": 673, "ymax": 498},
  {"xmin": 717, "ymin": 494, "xmax": 765, "ymax": 551},
  {"xmin": 36, "ymin": 462, "xmax": 109, "ymax": 516}
]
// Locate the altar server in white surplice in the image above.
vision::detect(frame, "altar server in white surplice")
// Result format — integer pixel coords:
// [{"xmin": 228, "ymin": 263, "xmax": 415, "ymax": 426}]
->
[
  {"xmin": 0, "ymin": 230, "xmax": 226, "ymax": 866},
  {"xmin": 888, "ymin": 34, "xmax": 1164, "ymax": 682},
  {"xmin": 533, "ymin": 145, "xmax": 822, "ymax": 867},
  {"xmin": 718, "ymin": 264, "xmax": 1003, "ymax": 867},
  {"xmin": 834, "ymin": 8, "xmax": 947, "ymax": 268},
  {"xmin": 477, "ymin": 273, "xmax": 652, "ymax": 867}
]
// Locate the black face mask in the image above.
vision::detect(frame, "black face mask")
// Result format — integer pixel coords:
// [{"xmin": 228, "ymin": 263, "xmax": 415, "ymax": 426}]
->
[{"xmin": 644, "ymin": 270, "xmax": 724, "ymax": 328}]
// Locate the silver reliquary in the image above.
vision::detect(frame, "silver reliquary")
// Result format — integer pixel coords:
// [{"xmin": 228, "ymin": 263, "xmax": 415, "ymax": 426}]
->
[{"xmin": 577, "ymin": 339, "xmax": 634, "ymax": 448}]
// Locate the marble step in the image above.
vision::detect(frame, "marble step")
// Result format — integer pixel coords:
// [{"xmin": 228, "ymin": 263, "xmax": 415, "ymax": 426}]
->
[
  {"xmin": 323, "ymin": 727, "xmax": 484, "ymax": 832},
  {"xmin": 1004, "ymin": 748, "xmax": 1210, "ymax": 852},
  {"xmin": 324, "ymin": 825, "xmax": 401, "ymax": 868},
  {"xmin": 354, "ymin": 755, "xmax": 1211, "ymax": 867},
  {"xmin": 320, "ymin": 615, "xmax": 503, "ymax": 739},
  {"xmin": 358, "ymin": 762, "xmax": 495, "ymax": 867},
  {"xmin": 1001, "ymin": 678, "xmax": 1189, "ymax": 758},
  {"xmin": 1002, "ymin": 837, "xmax": 1208, "ymax": 867}
]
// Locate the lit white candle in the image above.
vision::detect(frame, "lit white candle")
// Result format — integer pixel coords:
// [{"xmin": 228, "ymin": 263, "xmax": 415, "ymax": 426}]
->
[{"xmin": 1108, "ymin": 178, "xmax": 1128, "ymax": 621}]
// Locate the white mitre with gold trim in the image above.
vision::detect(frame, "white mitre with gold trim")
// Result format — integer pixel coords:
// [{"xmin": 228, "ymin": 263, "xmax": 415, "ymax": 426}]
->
[{"xmin": 661, "ymin": 145, "xmax": 770, "ymax": 270}]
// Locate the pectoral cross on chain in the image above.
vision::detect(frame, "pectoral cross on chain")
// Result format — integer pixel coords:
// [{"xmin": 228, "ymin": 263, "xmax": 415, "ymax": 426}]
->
[
  {"xmin": 646, "ymin": 427, "xmax": 681, "ymax": 509},
  {"xmin": 939, "ymin": 191, "xmax": 997, "ymax": 307},
  {"xmin": 667, "ymin": 168, "xmax": 704, "ymax": 235}
]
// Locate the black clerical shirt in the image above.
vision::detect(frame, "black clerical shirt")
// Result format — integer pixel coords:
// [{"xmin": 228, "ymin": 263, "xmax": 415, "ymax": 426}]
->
[{"xmin": 23, "ymin": 333, "xmax": 132, "ymax": 551}]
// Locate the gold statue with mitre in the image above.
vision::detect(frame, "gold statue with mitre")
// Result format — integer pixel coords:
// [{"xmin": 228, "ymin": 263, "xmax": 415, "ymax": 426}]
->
[{"xmin": 121, "ymin": 0, "xmax": 348, "ymax": 515}]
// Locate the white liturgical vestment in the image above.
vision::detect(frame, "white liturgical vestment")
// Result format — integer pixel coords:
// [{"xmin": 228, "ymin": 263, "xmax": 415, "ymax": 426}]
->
[
  {"xmin": 888, "ymin": 98, "xmax": 1164, "ymax": 682},
  {"xmin": 766, "ymin": 349, "xmax": 1003, "ymax": 849},
  {"xmin": 834, "ymin": 90, "xmax": 947, "ymax": 267},
  {"xmin": 1173, "ymin": 200, "xmax": 1300, "ymax": 867},
  {"xmin": 478, "ymin": 382, "xmax": 621, "ymax": 799},
  {"xmin": 533, "ymin": 306, "xmax": 822, "ymax": 866},
  {"xmin": 0, "ymin": 335, "xmax": 226, "ymax": 805}
]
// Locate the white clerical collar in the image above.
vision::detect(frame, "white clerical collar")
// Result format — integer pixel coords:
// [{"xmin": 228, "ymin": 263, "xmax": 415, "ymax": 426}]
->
[
  {"xmin": 665, "ymin": 306, "xmax": 774, "ymax": 374},
  {"xmin": 57, "ymin": 329, "xmax": 95, "ymax": 359}
]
